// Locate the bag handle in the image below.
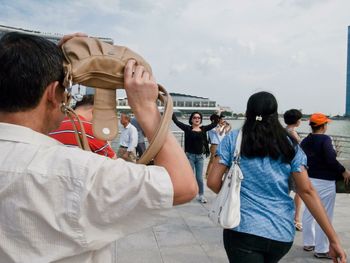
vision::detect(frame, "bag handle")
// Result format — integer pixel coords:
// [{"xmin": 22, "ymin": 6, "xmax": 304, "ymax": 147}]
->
[
  {"xmin": 62, "ymin": 84, "xmax": 172, "ymax": 165},
  {"xmin": 233, "ymin": 130, "xmax": 242, "ymax": 161},
  {"xmin": 222, "ymin": 130, "xmax": 243, "ymax": 181}
]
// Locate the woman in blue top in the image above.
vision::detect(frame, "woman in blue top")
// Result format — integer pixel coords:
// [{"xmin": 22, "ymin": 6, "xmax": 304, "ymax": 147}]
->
[{"xmin": 207, "ymin": 92, "xmax": 346, "ymax": 263}]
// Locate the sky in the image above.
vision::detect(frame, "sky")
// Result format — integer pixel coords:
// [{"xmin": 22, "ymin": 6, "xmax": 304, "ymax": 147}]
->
[{"xmin": 1, "ymin": 0, "xmax": 350, "ymax": 115}]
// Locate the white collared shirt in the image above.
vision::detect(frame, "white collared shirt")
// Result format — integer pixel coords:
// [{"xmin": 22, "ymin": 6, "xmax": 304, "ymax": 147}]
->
[
  {"xmin": 0, "ymin": 122, "xmax": 173, "ymax": 263},
  {"xmin": 119, "ymin": 123, "xmax": 138, "ymax": 152}
]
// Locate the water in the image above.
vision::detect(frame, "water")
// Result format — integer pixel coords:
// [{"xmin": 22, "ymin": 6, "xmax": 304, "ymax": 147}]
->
[{"xmin": 171, "ymin": 118, "xmax": 350, "ymax": 137}]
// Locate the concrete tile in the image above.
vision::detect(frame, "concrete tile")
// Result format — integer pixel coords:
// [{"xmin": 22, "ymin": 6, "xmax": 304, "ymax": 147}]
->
[
  {"xmin": 191, "ymin": 227, "xmax": 224, "ymax": 245},
  {"xmin": 115, "ymin": 159, "xmax": 350, "ymax": 263},
  {"xmin": 182, "ymin": 214, "xmax": 216, "ymax": 229},
  {"xmin": 201, "ymin": 243, "xmax": 228, "ymax": 263},
  {"xmin": 117, "ymin": 228, "xmax": 158, "ymax": 250},
  {"xmin": 160, "ymin": 245, "xmax": 211, "ymax": 263},
  {"xmin": 117, "ymin": 248, "xmax": 163, "ymax": 263},
  {"xmin": 154, "ymin": 227, "xmax": 197, "ymax": 248}
]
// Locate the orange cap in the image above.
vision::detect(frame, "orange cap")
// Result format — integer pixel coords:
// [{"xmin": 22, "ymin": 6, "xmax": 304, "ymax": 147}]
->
[{"xmin": 309, "ymin": 113, "xmax": 331, "ymax": 126}]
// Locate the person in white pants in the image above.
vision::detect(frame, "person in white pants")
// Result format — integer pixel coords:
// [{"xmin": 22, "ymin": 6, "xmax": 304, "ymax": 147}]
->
[
  {"xmin": 302, "ymin": 178, "xmax": 336, "ymax": 254},
  {"xmin": 300, "ymin": 113, "xmax": 350, "ymax": 259}
]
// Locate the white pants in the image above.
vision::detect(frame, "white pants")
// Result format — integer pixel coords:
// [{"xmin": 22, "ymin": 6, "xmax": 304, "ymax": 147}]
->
[{"xmin": 302, "ymin": 178, "xmax": 336, "ymax": 253}]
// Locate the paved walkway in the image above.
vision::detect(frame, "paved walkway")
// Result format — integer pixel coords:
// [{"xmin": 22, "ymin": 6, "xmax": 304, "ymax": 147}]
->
[{"xmin": 115, "ymin": 182, "xmax": 350, "ymax": 263}]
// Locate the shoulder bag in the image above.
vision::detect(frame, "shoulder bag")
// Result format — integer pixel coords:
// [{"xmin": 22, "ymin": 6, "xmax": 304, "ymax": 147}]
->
[
  {"xmin": 208, "ymin": 130, "xmax": 244, "ymax": 228},
  {"xmin": 61, "ymin": 37, "xmax": 173, "ymax": 164}
]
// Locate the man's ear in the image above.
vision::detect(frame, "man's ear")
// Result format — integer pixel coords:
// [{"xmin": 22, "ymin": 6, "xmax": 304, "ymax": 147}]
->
[{"xmin": 46, "ymin": 81, "xmax": 64, "ymax": 108}]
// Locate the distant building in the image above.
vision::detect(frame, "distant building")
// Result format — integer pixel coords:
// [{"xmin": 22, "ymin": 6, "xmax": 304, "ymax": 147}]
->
[
  {"xmin": 0, "ymin": 25, "xmax": 233, "ymax": 116},
  {"xmin": 0, "ymin": 24, "xmax": 113, "ymax": 44},
  {"xmin": 117, "ymin": 92, "xmax": 233, "ymax": 116},
  {"xmin": 346, "ymin": 26, "xmax": 350, "ymax": 116},
  {"xmin": 0, "ymin": 24, "xmax": 113, "ymax": 98}
]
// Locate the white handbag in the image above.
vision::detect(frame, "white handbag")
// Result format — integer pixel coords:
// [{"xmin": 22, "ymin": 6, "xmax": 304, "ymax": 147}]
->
[{"xmin": 208, "ymin": 130, "xmax": 244, "ymax": 229}]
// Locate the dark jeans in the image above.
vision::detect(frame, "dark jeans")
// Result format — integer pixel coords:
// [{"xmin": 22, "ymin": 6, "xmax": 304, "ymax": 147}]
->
[
  {"xmin": 223, "ymin": 230, "xmax": 293, "ymax": 263},
  {"xmin": 136, "ymin": 142, "xmax": 146, "ymax": 158}
]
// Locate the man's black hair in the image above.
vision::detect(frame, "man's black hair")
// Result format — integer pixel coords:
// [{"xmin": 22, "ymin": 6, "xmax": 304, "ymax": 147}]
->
[
  {"xmin": 241, "ymin": 91, "xmax": 297, "ymax": 163},
  {"xmin": 0, "ymin": 32, "xmax": 64, "ymax": 112},
  {"xmin": 283, "ymin": 109, "xmax": 302, "ymax": 125},
  {"xmin": 210, "ymin": 113, "xmax": 219, "ymax": 123},
  {"xmin": 73, "ymin": 94, "xmax": 94, "ymax": 110}
]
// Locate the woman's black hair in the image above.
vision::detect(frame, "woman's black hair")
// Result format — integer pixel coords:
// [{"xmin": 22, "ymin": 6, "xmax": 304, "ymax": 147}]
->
[
  {"xmin": 241, "ymin": 91, "xmax": 297, "ymax": 163},
  {"xmin": 283, "ymin": 109, "xmax": 302, "ymax": 125},
  {"xmin": 188, "ymin": 111, "xmax": 203, "ymax": 125}
]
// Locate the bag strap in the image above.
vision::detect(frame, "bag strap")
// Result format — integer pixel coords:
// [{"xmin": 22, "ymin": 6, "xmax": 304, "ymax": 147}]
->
[
  {"xmin": 233, "ymin": 129, "xmax": 242, "ymax": 161},
  {"xmin": 62, "ymin": 84, "xmax": 172, "ymax": 165},
  {"xmin": 61, "ymin": 103, "xmax": 91, "ymax": 152},
  {"xmin": 222, "ymin": 129, "xmax": 243, "ymax": 181}
]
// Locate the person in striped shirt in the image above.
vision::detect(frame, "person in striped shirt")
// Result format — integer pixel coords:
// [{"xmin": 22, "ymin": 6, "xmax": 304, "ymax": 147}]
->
[{"xmin": 49, "ymin": 94, "xmax": 116, "ymax": 159}]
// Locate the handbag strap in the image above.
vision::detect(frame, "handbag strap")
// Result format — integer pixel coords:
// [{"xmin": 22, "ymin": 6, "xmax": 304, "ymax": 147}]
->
[
  {"xmin": 222, "ymin": 129, "xmax": 243, "ymax": 181},
  {"xmin": 62, "ymin": 84, "xmax": 172, "ymax": 165},
  {"xmin": 233, "ymin": 130, "xmax": 242, "ymax": 162}
]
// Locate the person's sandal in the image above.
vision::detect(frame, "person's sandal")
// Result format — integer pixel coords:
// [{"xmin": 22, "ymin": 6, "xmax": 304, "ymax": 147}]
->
[
  {"xmin": 314, "ymin": 252, "xmax": 332, "ymax": 259},
  {"xmin": 294, "ymin": 221, "xmax": 303, "ymax": 231},
  {"xmin": 303, "ymin": 246, "xmax": 315, "ymax": 252}
]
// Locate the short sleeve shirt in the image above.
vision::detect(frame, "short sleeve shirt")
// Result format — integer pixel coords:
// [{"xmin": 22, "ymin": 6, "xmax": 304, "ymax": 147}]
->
[
  {"xmin": 217, "ymin": 130, "xmax": 307, "ymax": 242},
  {"xmin": 208, "ymin": 127, "xmax": 220, "ymax": 145},
  {"xmin": 49, "ymin": 116, "xmax": 116, "ymax": 158},
  {"xmin": 0, "ymin": 122, "xmax": 173, "ymax": 263}
]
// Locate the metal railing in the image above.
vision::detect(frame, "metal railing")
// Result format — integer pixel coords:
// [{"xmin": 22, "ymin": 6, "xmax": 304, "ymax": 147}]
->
[
  {"xmin": 299, "ymin": 133, "xmax": 350, "ymax": 159},
  {"xmin": 112, "ymin": 131, "xmax": 350, "ymax": 160},
  {"xmin": 172, "ymin": 131, "xmax": 350, "ymax": 159}
]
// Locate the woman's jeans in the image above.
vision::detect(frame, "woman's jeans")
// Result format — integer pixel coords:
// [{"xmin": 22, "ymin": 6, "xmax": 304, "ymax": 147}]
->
[
  {"xmin": 186, "ymin": 152, "xmax": 204, "ymax": 195},
  {"xmin": 223, "ymin": 230, "xmax": 293, "ymax": 263}
]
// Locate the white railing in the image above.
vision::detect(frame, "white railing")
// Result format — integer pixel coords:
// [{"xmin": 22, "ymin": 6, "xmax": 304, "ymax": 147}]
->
[
  {"xmin": 111, "ymin": 131, "xmax": 350, "ymax": 160},
  {"xmin": 299, "ymin": 133, "xmax": 350, "ymax": 159}
]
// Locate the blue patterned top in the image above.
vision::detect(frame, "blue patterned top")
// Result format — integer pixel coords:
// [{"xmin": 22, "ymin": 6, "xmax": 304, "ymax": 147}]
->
[{"xmin": 216, "ymin": 130, "xmax": 307, "ymax": 242}]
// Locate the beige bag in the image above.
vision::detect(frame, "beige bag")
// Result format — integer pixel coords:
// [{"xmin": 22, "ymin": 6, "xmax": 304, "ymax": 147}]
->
[{"xmin": 61, "ymin": 37, "xmax": 173, "ymax": 164}]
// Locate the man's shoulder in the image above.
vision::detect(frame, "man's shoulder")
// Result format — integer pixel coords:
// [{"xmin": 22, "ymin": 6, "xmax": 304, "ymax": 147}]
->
[{"xmin": 129, "ymin": 123, "xmax": 138, "ymax": 131}]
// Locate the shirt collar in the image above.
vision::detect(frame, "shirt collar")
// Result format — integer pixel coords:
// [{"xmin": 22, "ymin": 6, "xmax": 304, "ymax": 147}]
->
[{"xmin": 0, "ymin": 122, "xmax": 62, "ymax": 147}]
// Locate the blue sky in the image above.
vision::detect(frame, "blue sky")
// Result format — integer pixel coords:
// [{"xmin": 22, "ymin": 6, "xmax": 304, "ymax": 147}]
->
[{"xmin": 1, "ymin": 0, "xmax": 350, "ymax": 115}]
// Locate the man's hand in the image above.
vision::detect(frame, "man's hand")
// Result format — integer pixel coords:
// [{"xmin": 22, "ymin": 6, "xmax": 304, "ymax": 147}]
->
[{"xmin": 124, "ymin": 59, "xmax": 158, "ymax": 114}]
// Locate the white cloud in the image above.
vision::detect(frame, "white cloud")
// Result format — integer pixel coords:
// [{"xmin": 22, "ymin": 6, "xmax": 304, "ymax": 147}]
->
[{"xmin": 0, "ymin": 0, "xmax": 350, "ymax": 114}]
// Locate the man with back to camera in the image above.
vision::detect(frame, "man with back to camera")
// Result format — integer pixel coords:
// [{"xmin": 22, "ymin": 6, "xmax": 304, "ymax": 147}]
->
[
  {"xmin": 131, "ymin": 116, "xmax": 147, "ymax": 159},
  {"xmin": 0, "ymin": 32, "xmax": 197, "ymax": 263},
  {"xmin": 49, "ymin": 94, "xmax": 117, "ymax": 159}
]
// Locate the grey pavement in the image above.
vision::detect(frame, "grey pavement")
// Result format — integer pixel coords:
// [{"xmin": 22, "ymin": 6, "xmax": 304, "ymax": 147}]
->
[{"xmin": 115, "ymin": 181, "xmax": 350, "ymax": 263}]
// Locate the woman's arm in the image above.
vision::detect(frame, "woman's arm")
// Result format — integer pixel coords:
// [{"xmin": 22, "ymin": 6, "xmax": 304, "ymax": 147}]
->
[
  {"xmin": 289, "ymin": 130, "xmax": 301, "ymax": 143},
  {"xmin": 293, "ymin": 167, "xmax": 346, "ymax": 262},
  {"xmin": 323, "ymin": 136, "xmax": 346, "ymax": 174},
  {"xmin": 203, "ymin": 119, "xmax": 219, "ymax": 132},
  {"xmin": 172, "ymin": 113, "xmax": 189, "ymax": 131},
  {"xmin": 207, "ymin": 156, "xmax": 228, "ymax": 193}
]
